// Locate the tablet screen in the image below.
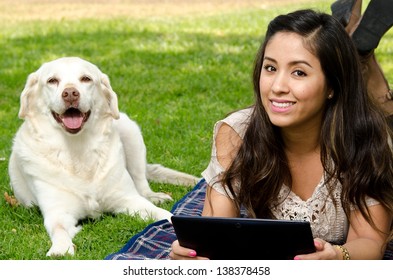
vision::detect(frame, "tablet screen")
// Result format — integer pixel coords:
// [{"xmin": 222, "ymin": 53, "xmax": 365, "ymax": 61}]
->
[{"xmin": 171, "ymin": 215, "xmax": 316, "ymax": 260}]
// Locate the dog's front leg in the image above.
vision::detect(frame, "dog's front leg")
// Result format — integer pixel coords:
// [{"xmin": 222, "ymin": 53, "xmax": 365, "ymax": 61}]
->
[{"xmin": 43, "ymin": 212, "xmax": 81, "ymax": 257}]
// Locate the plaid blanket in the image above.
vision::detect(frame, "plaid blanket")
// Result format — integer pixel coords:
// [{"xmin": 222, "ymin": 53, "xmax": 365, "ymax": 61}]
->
[
  {"xmin": 105, "ymin": 179, "xmax": 207, "ymax": 260},
  {"xmin": 105, "ymin": 179, "xmax": 393, "ymax": 260}
]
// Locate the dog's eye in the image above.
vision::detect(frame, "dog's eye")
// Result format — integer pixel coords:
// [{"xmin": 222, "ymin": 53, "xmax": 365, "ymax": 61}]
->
[
  {"xmin": 80, "ymin": 76, "xmax": 92, "ymax": 83},
  {"xmin": 47, "ymin": 77, "xmax": 59, "ymax": 85}
]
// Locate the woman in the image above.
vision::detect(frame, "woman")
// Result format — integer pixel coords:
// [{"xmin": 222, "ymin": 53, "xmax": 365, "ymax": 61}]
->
[{"xmin": 170, "ymin": 9, "xmax": 393, "ymax": 260}]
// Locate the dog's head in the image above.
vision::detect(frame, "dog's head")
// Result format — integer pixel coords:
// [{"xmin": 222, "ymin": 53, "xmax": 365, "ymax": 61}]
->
[{"xmin": 19, "ymin": 57, "xmax": 120, "ymax": 134}]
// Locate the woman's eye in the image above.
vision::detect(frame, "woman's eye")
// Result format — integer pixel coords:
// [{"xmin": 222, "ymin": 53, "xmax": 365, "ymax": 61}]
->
[
  {"xmin": 293, "ymin": 70, "xmax": 307, "ymax": 77},
  {"xmin": 263, "ymin": 65, "xmax": 276, "ymax": 72}
]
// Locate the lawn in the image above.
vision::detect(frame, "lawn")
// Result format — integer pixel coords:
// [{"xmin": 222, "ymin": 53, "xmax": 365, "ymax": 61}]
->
[{"xmin": 0, "ymin": 0, "xmax": 391, "ymax": 260}]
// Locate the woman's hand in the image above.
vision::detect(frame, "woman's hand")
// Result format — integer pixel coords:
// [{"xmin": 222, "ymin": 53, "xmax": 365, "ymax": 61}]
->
[
  {"xmin": 293, "ymin": 238, "xmax": 340, "ymax": 260},
  {"xmin": 169, "ymin": 240, "xmax": 209, "ymax": 260}
]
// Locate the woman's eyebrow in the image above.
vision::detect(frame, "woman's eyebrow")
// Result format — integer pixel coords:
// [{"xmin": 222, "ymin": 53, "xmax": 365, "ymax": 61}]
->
[{"xmin": 263, "ymin": 56, "xmax": 313, "ymax": 68}]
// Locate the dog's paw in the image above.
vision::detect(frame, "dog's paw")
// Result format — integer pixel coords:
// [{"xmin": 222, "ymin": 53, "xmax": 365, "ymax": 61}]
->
[
  {"xmin": 151, "ymin": 208, "xmax": 173, "ymax": 222},
  {"xmin": 46, "ymin": 242, "xmax": 75, "ymax": 257},
  {"xmin": 137, "ymin": 207, "xmax": 173, "ymax": 222},
  {"xmin": 144, "ymin": 191, "xmax": 173, "ymax": 204}
]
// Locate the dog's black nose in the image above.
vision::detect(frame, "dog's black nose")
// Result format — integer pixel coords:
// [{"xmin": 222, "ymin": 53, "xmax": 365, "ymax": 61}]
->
[{"xmin": 62, "ymin": 87, "xmax": 80, "ymax": 108}]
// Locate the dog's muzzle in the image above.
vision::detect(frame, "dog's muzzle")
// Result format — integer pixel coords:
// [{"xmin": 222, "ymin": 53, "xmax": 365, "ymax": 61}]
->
[{"xmin": 52, "ymin": 108, "xmax": 91, "ymax": 134}]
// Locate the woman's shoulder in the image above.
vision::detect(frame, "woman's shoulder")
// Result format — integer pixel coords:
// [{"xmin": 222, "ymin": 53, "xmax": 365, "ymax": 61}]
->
[
  {"xmin": 214, "ymin": 107, "xmax": 253, "ymax": 139},
  {"xmin": 223, "ymin": 107, "xmax": 253, "ymax": 123}
]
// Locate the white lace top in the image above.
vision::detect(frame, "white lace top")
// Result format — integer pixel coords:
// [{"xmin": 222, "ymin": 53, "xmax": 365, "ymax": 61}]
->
[{"xmin": 202, "ymin": 108, "xmax": 379, "ymax": 244}]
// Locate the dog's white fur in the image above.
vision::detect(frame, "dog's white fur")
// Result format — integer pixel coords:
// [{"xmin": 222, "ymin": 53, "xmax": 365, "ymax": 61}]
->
[{"xmin": 8, "ymin": 57, "xmax": 199, "ymax": 257}]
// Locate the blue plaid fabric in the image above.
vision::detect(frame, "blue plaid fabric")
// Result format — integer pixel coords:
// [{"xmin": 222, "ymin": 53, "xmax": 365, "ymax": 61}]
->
[
  {"xmin": 105, "ymin": 179, "xmax": 393, "ymax": 260},
  {"xmin": 105, "ymin": 179, "xmax": 207, "ymax": 260}
]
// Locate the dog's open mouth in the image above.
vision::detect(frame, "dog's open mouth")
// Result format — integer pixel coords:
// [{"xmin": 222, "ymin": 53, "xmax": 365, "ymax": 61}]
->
[{"xmin": 52, "ymin": 108, "xmax": 91, "ymax": 134}]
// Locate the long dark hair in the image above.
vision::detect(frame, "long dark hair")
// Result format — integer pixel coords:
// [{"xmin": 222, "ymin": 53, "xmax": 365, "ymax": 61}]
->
[{"xmin": 222, "ymin": 9, "xmax": 393, "ymax": 242}]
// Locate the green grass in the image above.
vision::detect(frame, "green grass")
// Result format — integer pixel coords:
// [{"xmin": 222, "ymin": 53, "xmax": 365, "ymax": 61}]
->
[{"xmin": 0, "ymin": 0, "xmax": 391, "ymax": 259}]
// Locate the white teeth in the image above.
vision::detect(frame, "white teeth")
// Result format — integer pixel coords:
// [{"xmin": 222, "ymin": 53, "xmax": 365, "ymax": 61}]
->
[{"xmin": 272, "ymin": 101, "xmax": 294, "ymax": 108}]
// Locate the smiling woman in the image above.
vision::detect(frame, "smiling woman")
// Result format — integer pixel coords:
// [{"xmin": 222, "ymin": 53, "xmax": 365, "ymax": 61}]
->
[
  {"xmin": 171, "ymin": 9, "xmax": 393, "ymax": 260},
  {"xmin": 260, "ymin": 32, "xmax": 330, "ymax": 131}
]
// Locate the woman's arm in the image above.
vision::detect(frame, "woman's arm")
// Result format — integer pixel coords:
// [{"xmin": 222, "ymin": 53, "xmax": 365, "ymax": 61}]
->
[
  {"xmin": 170, "ymin": 123, "xmax": 241, "ymax": 259},
  {"xmin": 202, "ymin": 186, "xmax": 238, "ymax": 217},
  {"xmin": 343, "ymin": 204, "xmax": 391, "ymax": 259},
  {"xmin": 169, "ymin": 187, "xmax": 237, "ymax": 260},
  {"xmin": 201, "ymin": 122, "xmax": 242, "ymax": 217},
  {"xmin": 296, "ymin": 204, "xmax": 391, "ymax": 260}
]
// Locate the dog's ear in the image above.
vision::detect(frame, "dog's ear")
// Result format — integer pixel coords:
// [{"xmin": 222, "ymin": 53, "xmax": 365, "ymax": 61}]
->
[
  {"xmin": 18, "ymin": 72, "xmax": 39, "ymax": 119},
  {"xmin": 101, "ymin": 73, "xmax": 120, "ymax": 119}
]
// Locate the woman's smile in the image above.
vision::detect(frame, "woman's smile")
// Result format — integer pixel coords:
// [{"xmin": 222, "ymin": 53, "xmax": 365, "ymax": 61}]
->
[{"xmin": 270, "ymin": 99, "xmax": 296, "ymax": 112}]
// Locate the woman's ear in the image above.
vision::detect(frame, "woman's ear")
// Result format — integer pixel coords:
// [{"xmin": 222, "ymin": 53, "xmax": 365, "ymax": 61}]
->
[
  {"xmin": 18, "ymin": 72, "xmax": 38, "ymax": 119},
  {"xmin": 101, "ymin": 73, "xmax": 120, "ymax": 119}
]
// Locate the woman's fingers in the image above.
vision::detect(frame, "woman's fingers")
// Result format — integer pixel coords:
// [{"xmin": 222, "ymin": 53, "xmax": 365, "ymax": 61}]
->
[
  {"xmin": 170, "ymin": 240, "xmax": 209, "ymax": 260},
  {"xmin": 294, "ymin": 238, "xmax": 338, "ymax": 260}
]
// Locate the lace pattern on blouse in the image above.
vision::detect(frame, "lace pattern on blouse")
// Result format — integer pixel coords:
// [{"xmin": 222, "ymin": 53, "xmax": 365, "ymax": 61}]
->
[{"xmin": 271, "ymin": 177, "xmax": 347, "ymax": 244}]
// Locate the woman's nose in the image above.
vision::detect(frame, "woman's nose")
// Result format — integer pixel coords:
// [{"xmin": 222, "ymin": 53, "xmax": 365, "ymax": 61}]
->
[{"xmin": 271, "ymin": 72, "xmax": 290, "ymax": 94}]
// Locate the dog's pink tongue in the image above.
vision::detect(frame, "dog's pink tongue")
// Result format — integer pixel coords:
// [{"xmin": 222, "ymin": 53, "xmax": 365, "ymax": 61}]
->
[{"xmin": 62, "ymin": 110, "xmax": 83, "ymax": 129}]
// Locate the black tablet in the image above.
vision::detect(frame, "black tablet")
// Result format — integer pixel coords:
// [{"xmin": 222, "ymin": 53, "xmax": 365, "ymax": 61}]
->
[{"xmin": 171, "ymin": 215, "xmax": 316, "ymax": 260}]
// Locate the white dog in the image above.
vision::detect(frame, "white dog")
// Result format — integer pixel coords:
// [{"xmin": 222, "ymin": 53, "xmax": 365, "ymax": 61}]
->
[{"xmin": 8, "ymin": 57, "xmax": 199, "ymax": 257}]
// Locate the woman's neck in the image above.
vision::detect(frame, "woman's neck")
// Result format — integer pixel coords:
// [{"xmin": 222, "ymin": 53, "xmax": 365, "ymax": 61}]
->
[
  {"xmin": 281, "ymin": 124, "xmax": 324, "ymax": 201},
  {"xmin": 281, "ymin": 124, "xmax": 321, "ymax": 156}
]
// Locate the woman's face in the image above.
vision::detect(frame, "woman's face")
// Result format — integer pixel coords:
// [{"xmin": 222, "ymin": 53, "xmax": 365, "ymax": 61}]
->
[{"xmin": 260, "ymin": 32, "xmax": 330, "ymax": 132}]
